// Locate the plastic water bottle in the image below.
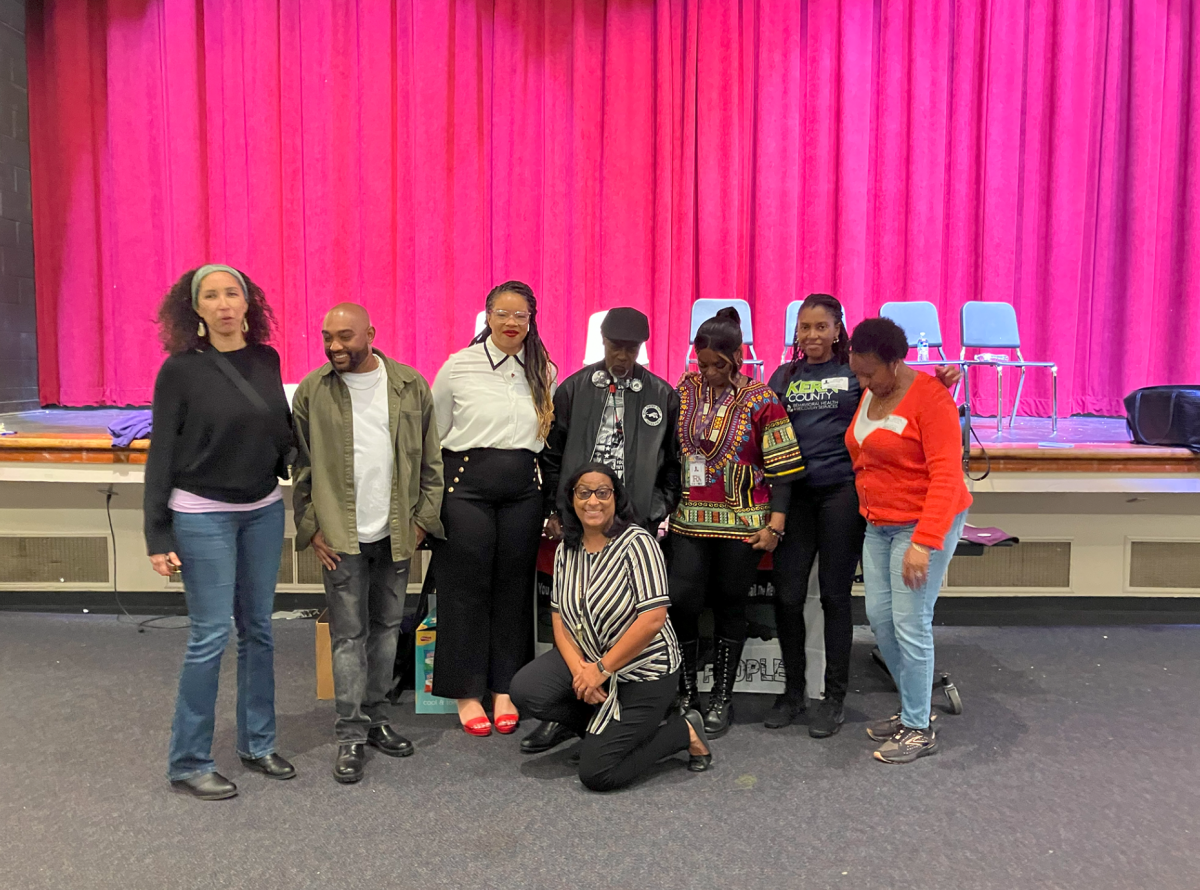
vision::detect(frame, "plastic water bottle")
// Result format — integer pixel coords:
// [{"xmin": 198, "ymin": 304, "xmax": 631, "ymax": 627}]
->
[{"xmin": 916, "ymin": 332, "xmax": 930, "ymax": 363}]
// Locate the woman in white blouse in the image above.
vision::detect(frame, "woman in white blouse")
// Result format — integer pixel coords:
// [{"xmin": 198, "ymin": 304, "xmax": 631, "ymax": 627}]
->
[{"xmin": 430, "ymin": 281, "xmax": 557, "ymax": 736}]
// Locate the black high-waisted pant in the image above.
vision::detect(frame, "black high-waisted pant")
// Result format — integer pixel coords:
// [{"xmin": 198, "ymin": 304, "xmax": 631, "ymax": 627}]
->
[{"xmin": 430, "ymin": 448, "xmax": 542, "ymax": 699}]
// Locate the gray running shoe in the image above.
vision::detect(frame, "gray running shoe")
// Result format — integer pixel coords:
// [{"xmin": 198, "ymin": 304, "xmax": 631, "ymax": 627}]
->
[
  {"xmin": 873, "ymin": 726, "xmax": 939, "ymax": 764},
  {"xmin": 866, "ymin": 711, "xmax": 936, "ymax": 742}
]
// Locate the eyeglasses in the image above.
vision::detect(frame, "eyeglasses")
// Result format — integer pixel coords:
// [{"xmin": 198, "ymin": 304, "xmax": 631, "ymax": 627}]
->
[
  {"xmin": 573, "ymin": 486, "xmax": 614, "ymax": 501},
  {"xmin": 491, "ymin": 310, "xmax": 530, "ymax": 324}
]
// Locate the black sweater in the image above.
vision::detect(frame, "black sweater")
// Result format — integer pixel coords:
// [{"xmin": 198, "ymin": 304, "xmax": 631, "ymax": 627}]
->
[{"xmin": 143, "ymin": 345, "xmax": 293, "ymax": 554}]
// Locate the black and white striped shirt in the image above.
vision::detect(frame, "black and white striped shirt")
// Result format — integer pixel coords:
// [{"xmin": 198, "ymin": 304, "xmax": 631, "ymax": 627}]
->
[{"xmin": 552, "ymin": 524, "xmax": 682, "ymax": 734}]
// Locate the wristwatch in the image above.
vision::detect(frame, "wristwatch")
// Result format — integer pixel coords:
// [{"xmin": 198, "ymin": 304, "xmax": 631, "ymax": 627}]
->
[{"xmin": 597, "ymin": 659, "xmax": 613, "ymax": 678}]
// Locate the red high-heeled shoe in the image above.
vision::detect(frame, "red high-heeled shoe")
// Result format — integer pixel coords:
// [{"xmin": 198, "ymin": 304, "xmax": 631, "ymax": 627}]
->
[
  {"xmin": 461, "ymin": 715, "xmax": 493, "ymax": 737},
  {"xmin": 494, "ymin": 714, "xmax": 520, "ymax": 734}
]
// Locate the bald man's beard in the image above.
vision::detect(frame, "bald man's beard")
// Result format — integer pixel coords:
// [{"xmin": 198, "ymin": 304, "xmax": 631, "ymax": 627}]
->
[{"xmin": 327, "ymin": 343, "xmax": 373, "ymax": 373}]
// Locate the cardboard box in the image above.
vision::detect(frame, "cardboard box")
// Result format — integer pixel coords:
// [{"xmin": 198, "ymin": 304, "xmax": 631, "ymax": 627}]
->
[
  {"xmin": 413, "ymin": 610, "xmax": 458, "ymax": 714},
  {"xmin": 316, "ymin": 609, "xmax": 334, "ymax": 700}
]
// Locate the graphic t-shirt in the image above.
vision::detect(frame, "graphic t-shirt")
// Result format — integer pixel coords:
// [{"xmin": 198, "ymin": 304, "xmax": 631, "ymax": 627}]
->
[{"xmin": 768, "ymin": 358, "xmax": 861, "ymax": 486}]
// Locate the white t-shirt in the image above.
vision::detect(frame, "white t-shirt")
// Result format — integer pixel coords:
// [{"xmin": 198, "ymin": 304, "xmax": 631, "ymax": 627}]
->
[{"xmin": 341, "ymin": 362, "xmax": 393, "ymax": 544}]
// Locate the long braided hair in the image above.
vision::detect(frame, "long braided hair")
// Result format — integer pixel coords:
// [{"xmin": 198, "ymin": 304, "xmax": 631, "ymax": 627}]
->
[
  {"xmin": 471, "ymin": 280, "xmax": 557, "ymax": 441},
  {"xmin": 788, "ymin": 293, "xmax": 850, "ymax": 373}
]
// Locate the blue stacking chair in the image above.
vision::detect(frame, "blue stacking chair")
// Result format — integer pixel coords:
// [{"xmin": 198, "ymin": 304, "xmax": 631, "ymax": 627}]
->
[
  {"xmin": 959, "ymin": 301, "xmax": 1057, "ymax": 435},
  {"xmin": 686, "ymin": 298, "xmax": 763, "ymax": 380},
  {"xmin": 879, "ymin": 301, "xmax": 949, "ymax": 365},
  {"xmin": 780, "ymin": 300, "xmax": 802, "ymax": 364}
]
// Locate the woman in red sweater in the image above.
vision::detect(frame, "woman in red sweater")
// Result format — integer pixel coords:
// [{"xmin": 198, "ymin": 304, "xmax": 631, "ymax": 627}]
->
[{"xmin": 846, "ymin": 318, "xmax": 972, "ymax": 764}]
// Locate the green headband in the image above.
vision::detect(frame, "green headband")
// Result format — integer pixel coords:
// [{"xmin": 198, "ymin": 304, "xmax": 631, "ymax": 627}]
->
[{"xmin": 191, "ymin": 264, "xmax": 249, "ymax": 311}]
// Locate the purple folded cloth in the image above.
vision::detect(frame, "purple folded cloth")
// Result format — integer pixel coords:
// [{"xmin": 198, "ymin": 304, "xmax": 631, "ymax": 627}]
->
[
  {"xmin": 961, "ymin": 525, "xmax": 1019, "ymax": 547},
  {"xmin": 108, "ymin": 411, "xmax": 153, "ymax": 448}
]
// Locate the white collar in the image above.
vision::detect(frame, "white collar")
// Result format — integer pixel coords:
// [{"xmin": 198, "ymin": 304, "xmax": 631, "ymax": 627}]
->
[{"xmin": 482, "ymin": 338, "xmax": 526, "ymax": 370}]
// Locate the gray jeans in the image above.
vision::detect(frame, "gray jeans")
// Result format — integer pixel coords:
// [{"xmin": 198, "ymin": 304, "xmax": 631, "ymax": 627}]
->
[{"xmin": 322, "ymin": 538, "xmax": 410, "ymax": 743}]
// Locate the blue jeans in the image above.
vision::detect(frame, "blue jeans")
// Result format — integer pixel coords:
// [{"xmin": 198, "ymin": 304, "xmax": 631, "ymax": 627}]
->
[
  {"xmin": 167, "ymin": 500, "xmax": 284, "ymax": 781},
  {"xmin": 862, "ymin": 510, "xmax": 968, "ymax": 730}
]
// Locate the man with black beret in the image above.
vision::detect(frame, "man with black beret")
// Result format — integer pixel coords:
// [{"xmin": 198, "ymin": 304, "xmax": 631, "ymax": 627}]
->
[{"xmin": 522, "ymin": 307, "xmax": 683, "ymax": 755}]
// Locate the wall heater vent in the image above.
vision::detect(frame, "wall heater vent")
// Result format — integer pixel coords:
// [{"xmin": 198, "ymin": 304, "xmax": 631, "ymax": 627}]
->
[
  {"xmin": 1129, "ymin": 542, "xmax": 1200, "ymax": 590},
  {"xmin": 0, "ymin": 536, "xmax": 110, "ymax": 584},
  {"xmin": 947, "ymin": 541, "xmax": 1071, "ymax": 589}
]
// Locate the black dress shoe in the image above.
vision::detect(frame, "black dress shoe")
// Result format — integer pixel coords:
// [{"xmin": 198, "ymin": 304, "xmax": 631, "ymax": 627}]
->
[
  {"xmin": 567, "ymin": 747, "xmax": 581, "ymax": 768},
  {"xmin": 367, "ymin": 724, "xmax": 414, "ymax": 758},
  {"xmin": 334, "ymin": 744, "xmax": 365, "ymax": 784},
  {"xmin": 171, "ymin": 772, "xmax": 238, "ymax": 800},
  {"xmin": 520, "ymin": 721, "xmax": 579, "ymax": 754},
  {"xmin": 682, "ymin": 709, "xmax": 713, "ymax": 773},
  {"xmin": 239, "ymin": 753, "xmax": 297, "ymax": 780}
]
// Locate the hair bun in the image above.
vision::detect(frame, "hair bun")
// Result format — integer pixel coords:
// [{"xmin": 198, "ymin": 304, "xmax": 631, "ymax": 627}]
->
[{"xmin": 716, "ymin": 306, "xmax": 741, "ymax": 324}]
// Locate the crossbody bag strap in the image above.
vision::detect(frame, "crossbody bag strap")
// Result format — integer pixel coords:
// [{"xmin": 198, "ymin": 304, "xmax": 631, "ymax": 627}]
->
[{"xmin": 207, "ymin": 349, "xmax": 271, "ymax": 416}]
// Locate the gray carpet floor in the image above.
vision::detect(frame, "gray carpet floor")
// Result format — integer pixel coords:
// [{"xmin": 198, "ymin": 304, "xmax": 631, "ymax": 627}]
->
[{"xmin": 2, "ymin": 612, "xmax": 1198, "ymax": 890}]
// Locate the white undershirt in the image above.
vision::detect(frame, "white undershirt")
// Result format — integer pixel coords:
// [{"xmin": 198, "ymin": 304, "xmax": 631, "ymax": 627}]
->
[
  {"xmin": 342, "ymin": 362, "xmax": 393, "ymax": 543},
  {"xmin": 432, "ymin": 341, "xmax": 553, "ymax": 453},
  {"xmin": 853, "ymin": 389, "xmax": 892, "ymax": 444}
]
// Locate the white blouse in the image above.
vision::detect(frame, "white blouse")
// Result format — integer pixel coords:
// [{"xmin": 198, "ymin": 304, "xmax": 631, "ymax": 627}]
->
[{"xmin": 432, "ymin": 340, "xmax": 555, "ymax": 453}]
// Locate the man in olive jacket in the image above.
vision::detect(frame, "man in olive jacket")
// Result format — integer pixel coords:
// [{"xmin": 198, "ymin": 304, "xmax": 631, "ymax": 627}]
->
[{"xmin": 292, "ymin": 303, "xmax": 444, "ymax": 784}]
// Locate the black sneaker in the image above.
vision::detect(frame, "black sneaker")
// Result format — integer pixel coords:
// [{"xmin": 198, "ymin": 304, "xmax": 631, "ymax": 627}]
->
[
  {"xmin": 807, "ymin": 697, "xmax": 845, "ymax": 738},
  {"xmin": 763, "ymin": 689, "xmax": 806, "ymax": 729},
  {"xmin": 873, "ymin": 726, "xmax": 939, "ymax": 764},
  {"xmin": 866, "ymin": 711, "xmax": 937, "ymax": 742}
]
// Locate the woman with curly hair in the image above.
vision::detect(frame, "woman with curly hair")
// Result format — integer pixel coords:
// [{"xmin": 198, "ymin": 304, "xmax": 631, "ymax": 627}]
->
[
  {"xmin": 430, "ymin": 280, "xmax": 557, "ymax": 736},
  {"xmin": 144, "ymin": 265, "xmax": 296, "ymax": 800}
]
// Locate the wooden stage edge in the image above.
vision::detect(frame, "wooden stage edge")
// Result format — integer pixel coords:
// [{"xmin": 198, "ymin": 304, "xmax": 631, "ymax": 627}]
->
[{"xmin": 0, "ymin": 430, "xmax": 1197, "ymax": 473}]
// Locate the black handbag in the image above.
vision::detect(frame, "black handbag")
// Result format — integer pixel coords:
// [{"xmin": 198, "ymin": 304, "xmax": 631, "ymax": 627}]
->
[{"xmin": 1125, "ymin": 385, "xmax": 1200, "ymax": 454}]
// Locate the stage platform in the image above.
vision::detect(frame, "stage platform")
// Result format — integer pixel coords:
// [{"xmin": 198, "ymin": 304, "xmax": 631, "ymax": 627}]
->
[
  {"xmin": 1, "ymin": 406, "xmax": 1197, "ymax": 475},
  {"xmin": 1, "ymin": 407, "xmax": 1199, "ymax": 608}
]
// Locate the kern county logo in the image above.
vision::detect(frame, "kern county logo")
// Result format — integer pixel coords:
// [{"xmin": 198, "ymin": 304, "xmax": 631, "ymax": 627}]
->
[{"xmin": 785, "ymin": 376, "xmax": 850, "ymax": 404}]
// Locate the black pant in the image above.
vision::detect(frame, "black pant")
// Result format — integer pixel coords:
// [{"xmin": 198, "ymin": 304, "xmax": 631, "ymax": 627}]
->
[
  {"xmin": 667, "ymin": 532, "xmax": 763, "ymax": 643},
  {"xmin": 510, "ymin": 649, "xmax": 690, "ymax": 792},
  {"xmin": 430, "ymin": 448, "xmax": 542, "ymax": 699},
  {"xmin": 771, "ymin": 479, "xmax": 865, "ymax": 701},
  {"xmin": 321, "ymin": 538, "xmax": 410, "ymax": 743}
]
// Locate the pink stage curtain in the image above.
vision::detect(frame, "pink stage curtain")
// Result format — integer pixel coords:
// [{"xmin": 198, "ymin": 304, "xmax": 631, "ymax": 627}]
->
[{"xmin": 27, "ymin": 0, "xmax": 1199, "ymax": 415}]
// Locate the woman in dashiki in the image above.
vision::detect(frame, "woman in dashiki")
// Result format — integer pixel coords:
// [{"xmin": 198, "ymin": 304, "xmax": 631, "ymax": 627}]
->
[{"xmin": 667, "ymin": 306, "xmax": 805, "ymax": 738}]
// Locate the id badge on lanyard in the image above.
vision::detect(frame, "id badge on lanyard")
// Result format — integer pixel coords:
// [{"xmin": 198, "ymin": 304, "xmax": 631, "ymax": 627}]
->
[{"xmin": 687, "ymin": 454, "xmax": 707, "ymax": 486}]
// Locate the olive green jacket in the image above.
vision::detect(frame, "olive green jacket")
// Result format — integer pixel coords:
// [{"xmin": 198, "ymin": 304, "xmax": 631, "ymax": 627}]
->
[{"xmin": 291, "ymin": 349, "xmax": 444, "ymax": 562}]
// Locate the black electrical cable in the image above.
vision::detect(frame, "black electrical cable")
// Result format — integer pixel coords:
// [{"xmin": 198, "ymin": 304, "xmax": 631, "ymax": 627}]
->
[{"xmin": 101, "ymin": 486, "xmax": 189, "ymax": 631}]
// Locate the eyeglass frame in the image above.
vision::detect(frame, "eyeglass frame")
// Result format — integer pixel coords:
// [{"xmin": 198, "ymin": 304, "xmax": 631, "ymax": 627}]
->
[
  {"xmin": 489, "ymin": 309, "xmax": 530, "ymax": 324},
  {"xmin": 573, "ymin": 485, "xmax": 614, "ymax": 502}
]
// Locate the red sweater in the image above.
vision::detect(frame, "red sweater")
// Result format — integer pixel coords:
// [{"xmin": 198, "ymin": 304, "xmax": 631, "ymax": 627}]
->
[{"xmin": 844, "ymin": 372, "xmax": 972, "ymax": 550}]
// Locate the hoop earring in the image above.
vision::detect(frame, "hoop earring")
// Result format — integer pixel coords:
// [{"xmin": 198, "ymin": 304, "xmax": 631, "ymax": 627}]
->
[
  {"xmin": 197, "ymin": 320, "xmax": 206, "ymax": 337},
  {"xmin": 241, "ymin": 318, "xmax": 249, "ymax": 333}
]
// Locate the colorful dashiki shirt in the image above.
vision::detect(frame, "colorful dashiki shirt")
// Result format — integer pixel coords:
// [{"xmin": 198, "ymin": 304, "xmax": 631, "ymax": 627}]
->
[{"xmin": 669, "ymin": 375, "xmax": 805, "ymax": 540}]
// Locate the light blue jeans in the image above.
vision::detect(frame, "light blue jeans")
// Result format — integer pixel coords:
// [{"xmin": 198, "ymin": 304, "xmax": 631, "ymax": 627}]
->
[
  {"xmin": 862, "ymin": 510, "xmax": 968, "ymax": 730},
  {"xmin": 167, "ymin": 500, "xmax": 284, "ymax": 781}
]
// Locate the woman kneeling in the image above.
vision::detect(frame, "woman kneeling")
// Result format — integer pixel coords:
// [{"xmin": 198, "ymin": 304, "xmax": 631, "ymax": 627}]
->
[{"xmin": 510, "ymin": 462, "xmax": 712, "ymax": 791}]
